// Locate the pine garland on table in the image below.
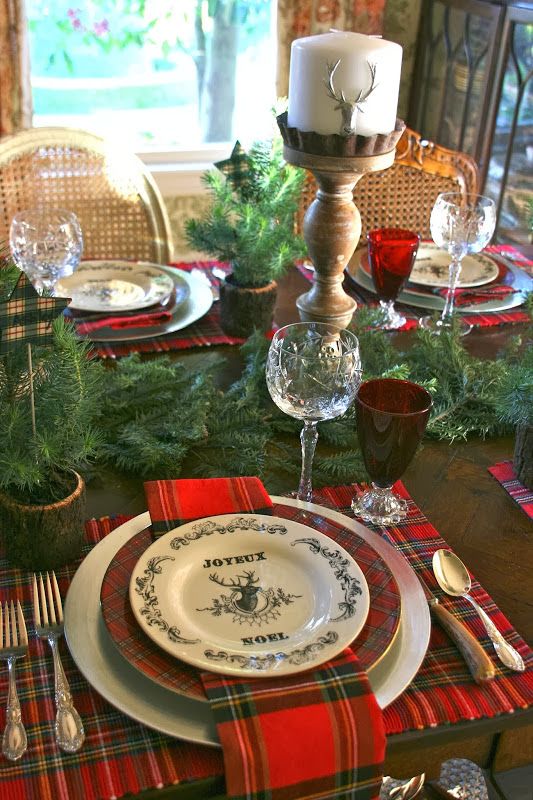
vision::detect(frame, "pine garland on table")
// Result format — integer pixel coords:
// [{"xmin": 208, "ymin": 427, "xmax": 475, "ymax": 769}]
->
[{"xmin": 97, "ymin": 303, "xmax": 532, "ymax": 493}]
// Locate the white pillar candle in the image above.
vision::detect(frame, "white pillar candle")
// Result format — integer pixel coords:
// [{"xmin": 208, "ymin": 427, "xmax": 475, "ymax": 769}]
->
[{"xmin": 287, "ymin": 31, "xmax": 403, "ymax": 137}]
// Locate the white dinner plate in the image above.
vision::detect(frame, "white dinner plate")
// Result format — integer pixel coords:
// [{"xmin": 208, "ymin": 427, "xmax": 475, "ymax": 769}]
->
[
  {"xmin": 353, "ymin": 242, "xmax": 499, "ymax": 289},
  {"xmin": 56, "ymin": 260, "xmax": 180, "ymax": 312},
  {"xmin": 347, "ymin": 257, "xmax": 529, "ymax": 314},
  {"xmin": 77, "ymin": 266, "xmax": 213, "ymax": 342},
  {"xmin": 64, "ymin": 498, "xmax": 430, "ymax": 746},
  {"xmin": 129, "ymin": 514, "xmax": 370, "ymax": 677}
]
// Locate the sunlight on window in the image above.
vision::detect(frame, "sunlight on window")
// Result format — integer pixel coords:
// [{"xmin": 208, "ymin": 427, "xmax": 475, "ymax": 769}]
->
[{"xmin": 28, "ymin": 1, "xmax": 277, "ymax": 151}]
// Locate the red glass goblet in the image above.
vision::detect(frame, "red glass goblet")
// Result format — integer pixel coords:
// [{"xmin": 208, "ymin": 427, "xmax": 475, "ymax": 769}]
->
[
  {"xmin": 367, "ymin": 228, "xmax": 420, "ymax": 329},
  {"xmin": 351, "ymin": 378, "xmax": 432, "ymax": 525}
]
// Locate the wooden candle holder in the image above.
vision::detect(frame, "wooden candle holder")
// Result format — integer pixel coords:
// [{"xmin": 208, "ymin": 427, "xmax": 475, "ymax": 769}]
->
[{"xmin": 283, "ymin": 145, "xmax": 396, "ymax": 328}]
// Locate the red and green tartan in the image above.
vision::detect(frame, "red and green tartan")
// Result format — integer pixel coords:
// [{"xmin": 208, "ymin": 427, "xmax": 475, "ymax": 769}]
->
[
  {"xmin": 1, "ymin": 483, "xmax": 532, "ymax": 799},
  {"xmin": 144, "ymin": 478, "xmax": 386, "ymax": 800},
  {"xmin": 145, "ymin": 475, "xmax": 274, "ymax": 537},
  {"xmin": 202, "ymin": 650, "xmax": 385, "ymax": 800},
  {"xmin": 488, "ymin": 461, "xmax": 533, "ymax": 519}
]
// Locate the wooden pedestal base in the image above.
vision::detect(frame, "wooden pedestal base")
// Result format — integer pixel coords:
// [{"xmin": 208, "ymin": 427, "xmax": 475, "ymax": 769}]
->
[{"xmin": 283, "ymin": 145, "xmax": 395, "ymax": 328}]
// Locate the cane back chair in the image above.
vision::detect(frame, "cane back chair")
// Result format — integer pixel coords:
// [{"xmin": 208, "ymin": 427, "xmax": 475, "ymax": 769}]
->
[
  {"xmin": 296, "ymin": 127, "xmax": 479, "ymax": 242},
  {"xmin": 0, "ymin": 127, "xmax": 173, "ymax": 264}
]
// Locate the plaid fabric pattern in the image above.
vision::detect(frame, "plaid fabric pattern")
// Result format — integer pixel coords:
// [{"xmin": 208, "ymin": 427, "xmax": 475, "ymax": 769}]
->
[
  {"xmin": 99, "ymin": 511, "xmax": 401, "ymax": 699},
  {"xmin": 145, "ymin": 476, "xmax": 273, "ymax": 537},
  {"xmin": 215, "ymin": 141, "xmax": 251, "ymax": 190},
  {"xmin": 89, "ymin": 262, "xmax": 250, "ymax": 358},
  {"xmin": 0, "ymin": 515, "xmax": 224, "ymax": 800},
  {"xmin": 0, "ymin": 272, "xmax": 69, "ymax": 354},
  {"xmin": 144, "ymin": 478, "xmax": 386, "ymax": 800},
  {"xmin": 2, "ymin": 484, "xmax": 532, "ymax": 799},
  {"xmin": 202, "ymin": 650, "xmax": 385, "ymax": 800},
  {"xmin": 302, "ymin": 244, "xmax": 531, "ymax": 331},
  {"xmin": 488, "ymin": 461, "xmax": 533, "ymax": 519},
  {"xmin": 326, "ymin": 482, "xmax": 533, "ymax": 734}
]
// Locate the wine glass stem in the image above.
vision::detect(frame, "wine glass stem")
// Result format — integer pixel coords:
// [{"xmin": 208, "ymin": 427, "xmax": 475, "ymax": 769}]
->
[
  {"xmin": 297, "ymin": 420, "xmax": 318, "ymax": 502},
  {"xmin": 441, "ymin": 257, "xmax": 462, "ymax": 323}
]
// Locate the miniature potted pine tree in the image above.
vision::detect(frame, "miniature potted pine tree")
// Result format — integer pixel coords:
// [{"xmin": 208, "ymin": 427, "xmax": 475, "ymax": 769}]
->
[
  {"xmin": 0, "ymin": 273, "xmax": 102, "ymax": 569},
  {"xmin": 185, "ymin": 139, "xmax": 306, "ymax": 337}
]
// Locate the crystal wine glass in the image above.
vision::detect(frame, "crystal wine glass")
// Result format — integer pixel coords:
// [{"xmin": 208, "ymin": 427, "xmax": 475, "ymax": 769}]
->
[
  {"xmin": 266, "ymin": 322, "xmax": 362, "ymax": 502},
  {"xmin": 351, "ymin": 378, "xmax": 432, "ymax": 525},
  {"xmin": 10, "ymin": 208, "xmax": 83, "ymax": 295},
  {"xmin": 420, "ymin": 193, "xmax": 496, "ymax": 336},
  {"xmin": 367, "ymin": 228, "xmax": 420, "ymax": 329}
]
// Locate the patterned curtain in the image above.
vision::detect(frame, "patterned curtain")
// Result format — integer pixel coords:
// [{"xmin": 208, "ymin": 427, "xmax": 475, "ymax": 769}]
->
[
  {"xmin": 0, "ymin": 0, "xmax": 32, "ymax": 136},
  {"xmin": 276, "ymin": 0, "xmax": 421, "ymax": 120}
]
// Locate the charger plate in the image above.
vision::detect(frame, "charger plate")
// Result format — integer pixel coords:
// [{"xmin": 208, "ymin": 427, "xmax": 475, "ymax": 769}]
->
[
  {"xmin": 64, "ymin": 498, "xmax": 430, "ymax": 746},
  {"xmin": 128, "ymin": 514, "xmax": 370, "ymax": 677},
  {"xmin": 56, "ymin": 260, "xmax": 180, "ymax": 312},
  {"xmin": 100, "ymin": 503, "xmax": 402, "ymax": 699}
]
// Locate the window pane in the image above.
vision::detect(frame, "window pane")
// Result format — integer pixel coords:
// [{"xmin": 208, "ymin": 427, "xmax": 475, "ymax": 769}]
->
[{"xmin": 28, "ymin": 0, "xmax": 277, "ymax": 150}]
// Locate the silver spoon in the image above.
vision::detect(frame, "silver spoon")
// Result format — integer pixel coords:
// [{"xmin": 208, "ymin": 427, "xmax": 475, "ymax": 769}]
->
[{"xmin": 432, "ymin": 549, "xmax": 525, "ymax": 672}]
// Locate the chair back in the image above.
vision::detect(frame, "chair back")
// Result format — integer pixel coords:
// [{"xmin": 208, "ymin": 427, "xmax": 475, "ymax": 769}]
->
[
  {"xmin": 0, "ymin": 127, "xmax": 173, "ymax": 264},
  {"xmin": 297, "ymin": 127, "xmax": 479, "ymax": 241}
]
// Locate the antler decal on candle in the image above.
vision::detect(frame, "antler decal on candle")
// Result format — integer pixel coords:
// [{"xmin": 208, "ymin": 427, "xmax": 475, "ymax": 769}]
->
[{"xmin": 325, "ymin": 59, "xmax": 378, "ymax": 137}]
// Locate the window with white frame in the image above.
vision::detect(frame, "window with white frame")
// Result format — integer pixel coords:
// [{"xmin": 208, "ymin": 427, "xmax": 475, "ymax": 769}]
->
[{"xmin": 27, "ymin": 0, "xmax": 278, "ymax": 163}]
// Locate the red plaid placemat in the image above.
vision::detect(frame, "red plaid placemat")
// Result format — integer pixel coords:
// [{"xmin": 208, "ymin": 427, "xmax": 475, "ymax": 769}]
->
[
  {"xmin": 335, "ymin": 482, "xmax": 533, "ymax": 733},
  {"xmin": 488, "ymin": 461, "xmax": 533, "ymax": 519},
  {"xmin": 305, "ymin": 244, "xmax": 531, "ymax": 330},
  {"xmin": 1, "ymin": 484, "xmax": 532, "ymax": 799},
  {"xmin": 99, "ymin": 514, "xmax": 401, "ymax": 698},
  {"xmin": 88, "ymin": 262, "xmax": 248, "ymax": 359},
  {"xmin": 143, "ymin": 477, "xmax": 386, "ymax": 800},
  {"xmin": 0, "ymin": 515, "xmax": 223, "ymax": 800}
]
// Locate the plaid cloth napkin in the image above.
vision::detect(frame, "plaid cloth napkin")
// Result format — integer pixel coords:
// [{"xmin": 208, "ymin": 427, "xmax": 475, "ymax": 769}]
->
[
  {"xmin": 144, "ymin": 476, "xmax": 273, "ymax": 538},
  {"xmin": 488, "ymin": 461, "xmax": 533, "ymax": 519},
  {"xmin": 437, "ymin": 285, "xmax": 517, "ymax": 306},
  {"xmin": 144, "ymin": 477, "xmax": 386, "ymax": 800}
]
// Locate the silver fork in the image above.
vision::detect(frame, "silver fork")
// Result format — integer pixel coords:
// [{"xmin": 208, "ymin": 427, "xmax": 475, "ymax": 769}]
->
[
  {"xmin": 32, "ymin": 573, "xmax": 85, "ymax": 752},
  {"xmin": 0, "ymin": 601, "xmax": 28, "ymax": 761}
]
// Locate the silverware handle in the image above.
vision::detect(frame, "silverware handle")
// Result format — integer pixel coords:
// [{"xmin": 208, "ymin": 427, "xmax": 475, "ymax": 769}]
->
[
  {"xmin": 2, "ymin": 657, "xmax": 27, "ymax": 761},
  {"xmin": 50, "ymin": 638, "xmax": 85, "ymax": 753},
  {"xmin": 430, "ymin": 601, "xmax": 496, "ymax": 684},
  {"xmin": 465, "ymin": 596, "xmax": 525, "ymax": 672}
]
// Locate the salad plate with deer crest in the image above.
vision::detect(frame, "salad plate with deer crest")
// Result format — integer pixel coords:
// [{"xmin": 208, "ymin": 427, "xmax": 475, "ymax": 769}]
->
[{"xmin": 129, "ymin": 514, "xmax": 370, "ymax": 677}]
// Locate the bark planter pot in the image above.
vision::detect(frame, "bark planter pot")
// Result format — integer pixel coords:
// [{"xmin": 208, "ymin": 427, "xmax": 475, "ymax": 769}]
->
[
  {"xmin": 514, "ymin": 422, "xmax": 533, "ymax": 490},
  {"xmin": 0, "ymin": 472, "xmax": 86, "ymax": 570},
  {"xmin": 219, "ymin": 275, "xmax": 277, "ymax": 338}
]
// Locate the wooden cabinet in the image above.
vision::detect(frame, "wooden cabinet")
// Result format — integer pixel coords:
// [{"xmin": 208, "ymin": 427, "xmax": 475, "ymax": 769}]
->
[{"xmin": 408, "ymin": 0, "xmax": 532, "ymax": 243}]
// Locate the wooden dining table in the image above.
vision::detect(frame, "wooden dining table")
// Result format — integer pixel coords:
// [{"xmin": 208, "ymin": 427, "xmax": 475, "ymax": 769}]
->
[{"xmin": 82, "ymin": 261, "xmax": 532, "ymax": 799}]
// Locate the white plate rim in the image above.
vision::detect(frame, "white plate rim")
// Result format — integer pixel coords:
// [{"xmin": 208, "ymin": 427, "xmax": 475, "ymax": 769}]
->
[
  {"xmin": 128, "ymin": 514, "xmax": 371, "ymax": 678},
  {"xmin": 79, "ymin": 266, "xmax": 213, "ymax": 342},
  {"xmin": 57, "ymin": 260, "xmax": 179, "ymax": 312},
  {"xmin": 347, "ymin": 257, "xmax": 528, "ymax": 314},
  {"xmin": 64, "ymin": 499, "xmax": 430, "ymax": 746}
]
